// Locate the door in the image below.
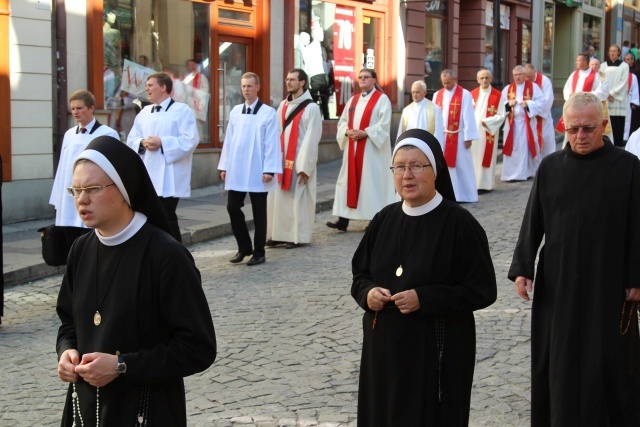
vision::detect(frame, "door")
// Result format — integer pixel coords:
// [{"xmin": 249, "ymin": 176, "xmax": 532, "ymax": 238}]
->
[{"xmin": 216, "ymin": 38, "xmax": 253, "ymax": 146}]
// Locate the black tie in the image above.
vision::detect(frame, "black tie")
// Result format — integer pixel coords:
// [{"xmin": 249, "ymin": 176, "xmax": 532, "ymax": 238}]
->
[
  {"xmin": 246, "ymin": 107, "xmax": 252, "ymax": 115},
  {"xmin": 80, "ymin": 127, "xmax": 87, "ymax": 134},
  {"xmin": 154, "ymin": 105, "xmax": 161, "ymax": 113}
]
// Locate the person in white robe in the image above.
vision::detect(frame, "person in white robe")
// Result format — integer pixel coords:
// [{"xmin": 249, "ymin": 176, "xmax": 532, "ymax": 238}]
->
[
  {"xmin": 601, "ymin": 44, "xmax": 630, "ymax": 146},
  {"xmin": 625, "ymin": 127, "xmax": 640, "ymax": 158},
  {"xmin": 525, "ymin": 64, "xmax": 556, "ymax": 157},
  {"xmin": 501, "ymin": 65, "xmax": 546, "ymax": 181},
  {"xmin": 218, "ymin": 72, "xmax": 282, "ymax": 266},
  {"xmin": 624, "ymin": 53, "xmax": 640, "ymax": 141},
  {"xmin": 433, "ymin": 69, "xmax": 479, "ymax": 202},
  {"xmin": 470, "ymin": 69, "xmax": 506, "ymax": 192},
  {"xmin": 327, "ymin": 68, "xmax": 394, "ymax": 231},
  {"xmin": 589, "ymin": 58, "xmax": 614, "ymax": 143},
  {"xmin": 267, "ymin": 69, "xmax": 322, "ymax": 248},
  {"xmin": 127, "ymin": 72, "xmax": 199, "ymax": 242},
  {"xmin": 50, "ymin": 90, "xmax": 119, "ymax": 250},
  {"xmin": 397, "ymin": 80, "xmax": 444, "ymax": 146}
]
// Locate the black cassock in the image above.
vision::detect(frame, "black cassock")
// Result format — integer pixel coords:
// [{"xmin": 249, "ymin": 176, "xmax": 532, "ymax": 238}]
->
[
  {"xmin": 56, "ymin": 223, "xmax": 216, "ymax": 426},
  {"xmin": 509, "ymin": 142, "xmax": 640, "ymax": 426},
  {"xmin": 352, "ymin": 199, "xmax": 496, "ymax": 427}
]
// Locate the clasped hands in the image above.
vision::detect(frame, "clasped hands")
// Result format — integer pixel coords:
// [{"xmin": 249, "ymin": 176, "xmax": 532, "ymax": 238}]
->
[
  {"xmin": 347, "ymin": 129, "xmax": 367, "ymax": 141},
  {"xmin": 367, "ymin": 287, "xmax": 420, "ymax": 314},
  {"xmin": 141, "ymin": 136, "xmax": 162, "ymax": 151},
  {"xmin": 508, "ymin": 99, "xmax": 527, "ymax": 109},
  {"xmin": 58, "ymin": 349, "xmax": 119, "ymax": 387}
]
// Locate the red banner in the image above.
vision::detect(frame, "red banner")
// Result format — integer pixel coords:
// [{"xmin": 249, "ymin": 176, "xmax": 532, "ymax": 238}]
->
[{"xmin": 332, "ymin": 6, "xmax": 356, "ymax": 117}]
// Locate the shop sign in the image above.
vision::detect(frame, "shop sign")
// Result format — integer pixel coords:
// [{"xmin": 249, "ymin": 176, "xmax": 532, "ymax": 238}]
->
[
  {"xmin": 624, "ymin": 7, "xmax": 635, "ymax": 20},
  {"xmin": 333, "ymin": 6, "xmax": 356, "ymax": 117},
  {"xmin": 485, "ymin": 4, "xmax": 510, "ymax": 30}
]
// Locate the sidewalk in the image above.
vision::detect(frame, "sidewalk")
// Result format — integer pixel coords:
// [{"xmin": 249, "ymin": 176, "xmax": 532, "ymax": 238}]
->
[{"xmin": 2, "ymin": 159, "xmax": 343, "ymax": 288}]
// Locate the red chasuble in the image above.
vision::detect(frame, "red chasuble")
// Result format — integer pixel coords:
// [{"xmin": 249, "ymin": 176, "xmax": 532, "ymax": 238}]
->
[
  {"xmin": 471, "ymin": 87, "xmax": 502, "ymax": 168},
  {"xmin": 434, "ymin": 85, "xmax": 464, "ymax": 167},
  {"xmin": 347, "ymin": 90, "xmax": 383, "ymax": 208},
  {"xmin": 556, "ymin": 69, "xmax": 597, "ymax": 132},
  {"xmin": 278, "ymin": 101, "xmax": 308, "ymax": 191},
  {"xmin": 533, "ymin": 73, "xmax": 545, "ymax": 150},
  {"xmin": 503, "ymin": 81, "xmax": 537, "ymax": 159}
]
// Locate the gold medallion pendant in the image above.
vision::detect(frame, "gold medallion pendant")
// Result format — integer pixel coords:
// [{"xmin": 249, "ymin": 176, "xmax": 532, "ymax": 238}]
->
[
  {"xmin": 94, "ymin": 311, "xmax": 102, "ymax": 326},
  {"xmin": 396, "ymin": 266, "xmax": 403, "ymax": 277}
]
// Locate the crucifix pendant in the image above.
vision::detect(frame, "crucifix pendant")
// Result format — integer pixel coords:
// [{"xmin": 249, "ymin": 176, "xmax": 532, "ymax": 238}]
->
[
  {"xmin": 94, "ymin": 311, "xmax": 102, "ymax": 326},
  {"xmin": 396, "ymin": 266, "xmax": 403, "ymax": 277}
]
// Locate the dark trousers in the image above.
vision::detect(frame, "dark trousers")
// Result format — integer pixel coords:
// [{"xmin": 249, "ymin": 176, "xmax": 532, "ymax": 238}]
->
[
  {"xmin": 159, "ymin": 197, "xmax": 182, "ymax": 242},
  {"xmin": 610, "ymin": 115, "xmax": 626, "ymax": 147},
  {"xmin": 227, "ymin": 190, "xmax": 267, "ymax": 257}
]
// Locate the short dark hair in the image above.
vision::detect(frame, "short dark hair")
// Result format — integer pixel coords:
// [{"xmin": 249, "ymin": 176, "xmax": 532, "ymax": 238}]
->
[
  {"xmin": 288, "ymin": 68, "xmax": 308, "ymax": 90},
  {"xmin": 69, "ymin": 90, "xmax": 96, "ymax": 108},
  {"xmin": 360, "ymin": 68, "xmax": 377, "ymax": 80},
  {"xmin": 148, "ymin": 72, "xmax": 173, "ymax": 94},
  {"xmin": 578, "ymin": 53, "xmax": 590, "ymax": 63}
]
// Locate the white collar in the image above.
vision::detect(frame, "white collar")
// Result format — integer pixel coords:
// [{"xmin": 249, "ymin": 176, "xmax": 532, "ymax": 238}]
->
[
  {"xmin": 78, "ymin": 118, "xmax": 96, "ymax": 132},
  {"xmin": 245, "ymin": 98, "xmax": 259, "ymax": 110},
  {"xmin": 96, "ymin": 212, "xmax": 147, "ymax": 246},
  {"xmin": 402, "ymin": 192, "xmax": 443, "ymax": 216},
  {"xmin": 579, "ymin": 68, "xmax": 591, "ymax": 75}
]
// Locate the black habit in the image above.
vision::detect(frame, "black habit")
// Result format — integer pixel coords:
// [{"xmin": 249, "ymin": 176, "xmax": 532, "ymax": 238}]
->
[
  {"xmin": 509, "ymin": 141, "xmax": 640, "ymax": 426},
  {"xmin": 56, "ymin": 223, "xmax": 216, "ymax": 426},
  {"xmin": 352, "ymin": 199, "xmax": 497, "ymax": 426}
]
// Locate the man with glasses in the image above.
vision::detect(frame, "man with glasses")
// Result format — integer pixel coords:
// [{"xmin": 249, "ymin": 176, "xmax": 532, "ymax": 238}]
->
[
  {"xmin": 509, "ymin": 92, "xmax": 640, "ymax": 425},
  {"xmin": 327, "ymin": 68, "xmax": 394, "ymax": 231},
  {"xmin": 501, "ymin": 65, "xmax": 546, "ymax": 181},
  {"xmin": 470, "ymin": 69, "xmax": 506, "ymax": 193}
]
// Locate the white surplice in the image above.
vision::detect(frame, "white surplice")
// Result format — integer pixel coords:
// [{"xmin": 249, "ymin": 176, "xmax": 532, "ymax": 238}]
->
[
  {"xmin": 267, "ymin": 91, "xmax": 322, "ymax": 244},
  {"xmin": 501, "ymin": 82, "xmax": 545, "ymax": 181},
  {"xmin": 218, "ymin": 102, "xmax": 282, "ymax": 192},
  {"xmin": 396, "ymin": 98, "xmax": 444, "ymax": 146},
  {"xmin": 50, "ymin": 120, "xmax": 119, "ymax": 227},
  {"xmin": 533, "ymin": 73, "xmax": 556, "ymax": 157},
  {"xmin": 333, "ymin": 91, "xmax": 395, "ymax": 220},
  {"xmin": 470, "ymin": 87, "xmax": 506, "ymax": 191},
  {"xmin": 127, "ymin": 98, "xmax": 199, "ymax": 197},
  {"xmin": 625, "ymin": 73, "xmax": 640, "ymax": 140},
  {"xmin": 601, "ymin": 61, "xmax": 630, "ymax": 117},
  {"xmin": 433, "ymin": 85, "xmax": 480, "ymax": 202}
]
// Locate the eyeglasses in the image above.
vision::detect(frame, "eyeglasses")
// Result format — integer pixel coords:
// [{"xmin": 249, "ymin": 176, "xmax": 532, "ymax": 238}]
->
[
  {"xmin": 67, "ymin": 184, "xmax": 116, "ymax": 197},
  {"xmin": 565, "ymin": 125, "xmax": 598, "ymax": 135},
  {"xmin": 389, "ymin": 164, "xmax": 432, "ymax": 175}
]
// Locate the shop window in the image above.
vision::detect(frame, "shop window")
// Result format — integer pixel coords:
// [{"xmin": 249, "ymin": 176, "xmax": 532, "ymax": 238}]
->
[
  {"xmin": 582, "ymin": 14, "xmax": 602, "ymax": 57},
  {"xmin": 102, "ymin": 0, "xmax": 212, "ymax": 145},
  {"xmin": 485, "ymin": 3, "xmax": 509, "ymax": 86},
  {"xmin": 543, "ymin": 3, "xmax": 554, "ymax": 75},
  {"xmin": 424, "ymin": 3, "xmax": 446, "ymax": 95},
  {"xmin": 520, "ymin": 22, "xmax": 532, "ymax": 65}
]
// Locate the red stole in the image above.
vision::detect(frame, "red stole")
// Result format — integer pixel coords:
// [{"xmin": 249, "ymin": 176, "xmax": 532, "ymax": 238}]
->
[
  {"xmin": 278, "ymin": 101, "xmax": 307, "ymax": 191},
  {"xmin": 503, "ymin": 81, "xmax": 537, "ymax": 159},
  {"xmin": 533, "ymin": 73, "xmax": 544, "ymax": 150},
  {"xmin": 557, "ymin": 69, "xmax": 597, "ymax": 132},
  {"xmin": 347, "ymin": 90, "xmax": 383, "ymax": 208},
  {"xmin": 471, "ymin": 87, "xmax": 502, "ymax": 168},
  {"xmin": 434, "ymin": 85, "xmax": 464, "ymax": 167}
]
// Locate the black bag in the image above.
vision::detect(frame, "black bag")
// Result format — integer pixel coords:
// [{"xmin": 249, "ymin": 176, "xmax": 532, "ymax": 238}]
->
[{"xmin": 37, "ymin": 224, "xmax": 69, "ymax": 266}]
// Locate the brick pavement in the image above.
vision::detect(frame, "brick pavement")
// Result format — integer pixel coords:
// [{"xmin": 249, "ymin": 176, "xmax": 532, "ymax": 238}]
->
[{"xmin": 0, "ymin": 163, "xmax": 535, "ymax": 426}]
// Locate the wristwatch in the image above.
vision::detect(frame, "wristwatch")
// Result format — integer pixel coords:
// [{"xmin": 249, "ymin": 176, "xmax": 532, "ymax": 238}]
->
[{"xmin": 116, "ymin": 354, "xmax": 127, "ymax": 374}]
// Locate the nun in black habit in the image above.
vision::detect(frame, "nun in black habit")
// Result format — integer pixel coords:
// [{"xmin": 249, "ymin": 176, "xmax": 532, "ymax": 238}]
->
[
  {"xmin": 56, "ymin": 136, "xmax": 216, "ymax": 426},
  {"xmin": 351, "ymin": 129, "xmax": 497, "ymax": 426}
]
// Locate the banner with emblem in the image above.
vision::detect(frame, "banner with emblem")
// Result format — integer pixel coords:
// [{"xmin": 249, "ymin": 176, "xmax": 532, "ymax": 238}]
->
[
  {"xmin": 332, "ymin": 6, "xmax": 356, "ymax": 117},
  {"xmin": 120, "ymin": 59, "xmax": 155, "ymax": 101}
]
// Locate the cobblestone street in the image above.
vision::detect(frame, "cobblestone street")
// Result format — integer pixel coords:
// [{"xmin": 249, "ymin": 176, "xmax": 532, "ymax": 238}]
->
[{"xmin": 0, "ymin": 174, "xmax": 534, "ymax": 427}]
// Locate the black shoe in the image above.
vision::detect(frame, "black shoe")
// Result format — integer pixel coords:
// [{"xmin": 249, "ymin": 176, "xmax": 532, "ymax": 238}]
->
[
  {"xmin": 246, "ymin": 255, "xmax": 266, "ymax": 266},
  {"xmin": 266, "ymin": 239, "xmax": 285, "ymax": 247},
  {"xmin": 285, "ymin": 242, "xmax": 301, "ymax": 249},
  {"xmin": 326, "ymin": 221, "xmax": 348, "ymax": 232},
  {"xmin": 229, "ymin": 251, "xmax": 252, "ymax": 263}
]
